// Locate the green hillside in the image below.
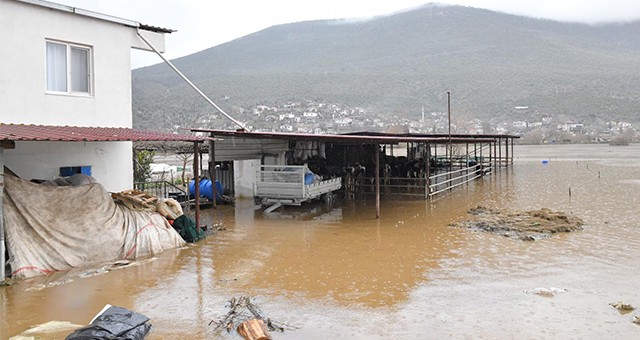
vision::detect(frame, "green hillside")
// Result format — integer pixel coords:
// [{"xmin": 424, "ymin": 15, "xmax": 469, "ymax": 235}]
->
[{"xmin": 132, "ymin": 4, "xmax": 640, "ymax": 131}]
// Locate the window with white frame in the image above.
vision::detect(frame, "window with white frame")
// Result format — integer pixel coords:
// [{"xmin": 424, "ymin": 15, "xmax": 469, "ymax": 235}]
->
[{"xmin": 46, "ymin": 40, "xmax": 92, "ymax": 95}]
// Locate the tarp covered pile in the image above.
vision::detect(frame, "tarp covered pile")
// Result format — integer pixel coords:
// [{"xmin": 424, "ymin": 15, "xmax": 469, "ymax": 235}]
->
[{"xmin": 3, "ymin": 174, "xmax": 185, "ymax": 279}]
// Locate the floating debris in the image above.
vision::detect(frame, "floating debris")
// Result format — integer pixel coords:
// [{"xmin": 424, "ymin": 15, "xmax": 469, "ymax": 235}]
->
[
  {"xmin": 12, "ymin": 320, "xmax": 83, "ymax": 337},
  {"xmin": 209, "ymin": 296, "xmax": 298, "ymax": 337},
  {"xmin": 451, "ymin": 206, "xmax": 584, "ymax": 240},
  {"xmin": 634, "ymin": 316, "xmax": 640, "ymax": 326},
  {"xmin": 610, "ymin": 301, "xmax": 635, "ymax": 314},
  {"xmin": 25, "ymin": 279, "xmax": 74, "ymax": 291},
  {"xmin": 525, "ymin": 287, "xmax": 568, "ymax": 297}
]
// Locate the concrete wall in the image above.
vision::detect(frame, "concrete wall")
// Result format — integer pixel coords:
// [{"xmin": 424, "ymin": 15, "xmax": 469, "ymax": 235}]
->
[
  {"xmin": 233, "ymin": 159, "xmax": 260, "ymax": 198},
  {"xmin": 0, "ymin": 0, "xmax": 165, "ymax": 191},
  {"xmin": 5, "ymin": 141, "xmax": 133, "ymax": 192}
]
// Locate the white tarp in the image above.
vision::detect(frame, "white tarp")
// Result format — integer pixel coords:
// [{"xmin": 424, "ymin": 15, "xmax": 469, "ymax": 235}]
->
[{"xmin": 3, "ymin": 174, "xmax": 186, "ymax": 279}]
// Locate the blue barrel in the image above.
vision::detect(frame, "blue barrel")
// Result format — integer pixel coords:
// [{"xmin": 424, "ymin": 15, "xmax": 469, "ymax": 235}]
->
[{"xmin": 189, "ymin": 179, "xmax": 223, "ymax": 202}]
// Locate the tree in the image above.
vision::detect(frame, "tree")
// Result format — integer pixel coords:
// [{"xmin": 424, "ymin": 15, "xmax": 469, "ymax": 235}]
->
[
  {"xmin": 522, "ymin": 128, "xmax": 544, "ymax": 144},
  {"xmin": 176, "ymin": 152, "xmax": 193, "ymax": 192},
  {"xmin": 133, "ymin": 149, "xmax": 155, "ymax": 183}
]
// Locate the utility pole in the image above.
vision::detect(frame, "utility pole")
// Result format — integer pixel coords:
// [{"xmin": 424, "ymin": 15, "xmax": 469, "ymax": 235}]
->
[
  {"xmin": 447, "ymin": 91, "xmax": 452, "ymax": 184},
  {"xmin": 447, "ymin": 91, "xmax": 451, "ymax": 141}
]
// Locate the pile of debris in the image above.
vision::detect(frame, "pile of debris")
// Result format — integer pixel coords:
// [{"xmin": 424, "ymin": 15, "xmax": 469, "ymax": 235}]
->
[
  {"xmin": 210, "ymin": 296, "xmax": 297, "ymax": 339},
  {"xmin": 450, "ymin": 206, "xmax": 584, "ymax": 241},
  {"xmin": 112, "ymin": 189, "xmax": 183, "ymax": 219},
  {"xmin": 112, "ymin": 189, "xmax": 204, "ymax": 242},
  {"xmin": 610, "ymin": 301, "xmax": 635, "ymax": 315},
  {"xmin": 609, "ymin": 301, "xmax": 640, "ymax": 326}
]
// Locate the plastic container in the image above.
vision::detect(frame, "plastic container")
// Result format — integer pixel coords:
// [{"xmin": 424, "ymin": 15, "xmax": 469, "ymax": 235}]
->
[
  {"xmin": 189, "ymin": 179, "xmax": 223, "ymax": 202},
  {"xmin": 304, "ymin": 172, "xmax": 315, "ymax": 185}
]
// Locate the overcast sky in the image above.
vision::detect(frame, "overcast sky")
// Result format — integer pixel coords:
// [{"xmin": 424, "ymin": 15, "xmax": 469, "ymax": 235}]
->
[{"xmin": 60, "ymin": 0, "xmax": 640, "ymax": 68}]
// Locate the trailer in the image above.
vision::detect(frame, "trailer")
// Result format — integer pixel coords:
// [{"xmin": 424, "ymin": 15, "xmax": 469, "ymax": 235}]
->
[{"xmin": 254, "ymin": 165, "xmax": 342, "ymax": 213}]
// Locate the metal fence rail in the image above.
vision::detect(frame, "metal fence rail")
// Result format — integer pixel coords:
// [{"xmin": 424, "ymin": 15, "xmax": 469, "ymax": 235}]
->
[
  {"xmin": 134, "ymin": 180, "xmax": 187, "ymax": 201},
  {"xmin": 428, "ymin": 164, "xmax": 490, "ymax": 197},
  {"xmin": 351, "ymin": 161, "xmax": 492, "ymax": 198}
]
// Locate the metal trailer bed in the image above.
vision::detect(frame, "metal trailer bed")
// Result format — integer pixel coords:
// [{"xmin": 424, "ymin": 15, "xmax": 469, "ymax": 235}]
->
[{"xmin": 254, "ymin": 165, "xmax": 342, "ymax": 213}]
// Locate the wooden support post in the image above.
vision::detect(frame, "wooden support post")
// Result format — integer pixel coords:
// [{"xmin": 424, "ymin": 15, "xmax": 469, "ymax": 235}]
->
[
  {"xmin": 505, "ymin": 137, "xmax": 509, "ymax": 166},
  {"xmin": 480, "ymin": 142, "xmax": 484, "ymax": 172},
  {"xmin": 433, "ymin": 142, "xmax": 437, "ymax": 166},
  {"xmin": 511, "ymin": 138, "xmax": 514, "ymax": 165},
  {"xmin": 493, "ymin": 140, "xmax": 497, "ymax": 169},
  {"xmin": 466, "ymin": 142, "xmax": 469, "ymax": 178},
  {"xmin": 488, "ymin": 141, "xmax": 492, "ymax": 173},
  {"xmin": 448, "ymin": 142, "xmax": 453, "ymax": 191},
  {"xmin": 474, "ymin": 141, "xmax": 477, "ymax": 160},
  {"xmin": 209, "ymin": 137, "xmax": 217, "ymax": 209},
  {"xmin": 375, "ymin": 144, "xmax": 380, "ymax": 219},
  {"xmin": 237, "ymin": 319, "xmax": 271, "ymax": 340},
  {"xmin": 425, "ymin": 143, "xmax": 431, "ymax": 199},
  {"xmin": 193, "ymin": 142, "xmax": 201, "ymax": 232},
  {"xmin": 0, "ymin": 147, "xmax": 5, "ymax": 280},
  {"xmin": 498, "ymin": 137, "xmax": 502, "ymax": 167}
]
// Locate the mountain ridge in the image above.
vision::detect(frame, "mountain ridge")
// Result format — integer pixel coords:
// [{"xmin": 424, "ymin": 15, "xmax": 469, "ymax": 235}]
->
[{"xmin": 132, "ymin": 4, "xmax": 640, "ymax": 132}]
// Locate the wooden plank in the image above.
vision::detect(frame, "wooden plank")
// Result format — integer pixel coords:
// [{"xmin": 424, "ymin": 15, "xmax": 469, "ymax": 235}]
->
[
  {"xmin": 194, "ymin": 142, "xmax": 201, "ymax": 232},
  {"xmin": 236, "ymin": 319, "xmax": 272, "ymax": 340},
  {"xmin": 210, "ymin": 139, "xmax": 216, "ymax": 209},
  {"xmin": 264, "ymin": 202, "xmax": 283, "ymax": 213},
  {"xmin": 375, "ymin": 144, "xmax": 380, "ymax": 219}
]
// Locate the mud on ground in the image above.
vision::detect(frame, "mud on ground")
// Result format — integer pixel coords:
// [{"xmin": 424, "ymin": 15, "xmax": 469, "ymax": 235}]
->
[{"xmin": 450, "ymin": 206, "xmax": 584, "ymax": 241}]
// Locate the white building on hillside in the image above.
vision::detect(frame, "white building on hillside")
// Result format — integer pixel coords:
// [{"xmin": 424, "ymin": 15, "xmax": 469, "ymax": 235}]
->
[{"xmin": 0, "ymin": 0, "xmax": 170, "ymax": 191}]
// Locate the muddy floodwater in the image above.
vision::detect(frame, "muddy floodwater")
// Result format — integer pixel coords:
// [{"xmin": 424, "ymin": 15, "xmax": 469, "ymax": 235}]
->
[{"xmin": 2, "ymin": 144, "xmax": 640, "ymax": 339}]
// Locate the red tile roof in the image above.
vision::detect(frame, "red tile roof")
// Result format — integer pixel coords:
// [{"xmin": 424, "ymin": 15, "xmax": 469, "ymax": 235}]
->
[{"xmin": 0, "ymin": 124, "xmax": 210, "ymax": 142}]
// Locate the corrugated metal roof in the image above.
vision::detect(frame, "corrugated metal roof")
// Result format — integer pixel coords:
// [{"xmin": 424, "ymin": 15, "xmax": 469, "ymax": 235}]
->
[
  {"xmin": 0, "ymin": 124, "xmax": 209, "ymax": 142},
  {"xmin": 344, "ymin": 131, "xmax": 521, "ymax": 139},
  {"xmin": 138, "ymin": 23, "xmax": 175, "ymax": 34},
  {"xmin": 191, "ymin": 129, "xmax": 500, "ymax": 144}
]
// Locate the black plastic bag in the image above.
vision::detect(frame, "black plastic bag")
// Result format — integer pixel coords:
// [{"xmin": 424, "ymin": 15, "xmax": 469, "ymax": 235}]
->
[{"xmin": 66, "ymin": 305, "xmax": 152, "ymax": 340}]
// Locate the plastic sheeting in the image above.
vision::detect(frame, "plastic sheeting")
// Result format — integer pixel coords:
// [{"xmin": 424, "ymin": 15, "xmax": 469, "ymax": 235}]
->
[
  {"xmin": 65, "ymin": 305, "xmax": 151, "ymax": 340},
  {"xmin": 3, "ymin": 174, "xmax": 186, "ymax": 279}
]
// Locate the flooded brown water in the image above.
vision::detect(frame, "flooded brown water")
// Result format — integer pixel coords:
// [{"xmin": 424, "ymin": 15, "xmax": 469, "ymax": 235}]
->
[{"xmin": 2, "ymin": 144, "xmax": 640, "ymax": 339}]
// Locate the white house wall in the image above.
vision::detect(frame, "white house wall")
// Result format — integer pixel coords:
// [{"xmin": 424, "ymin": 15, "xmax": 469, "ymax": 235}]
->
[
  {"xmin": 4, "ymin": 141, "xmax": 133, "ymax": 192},
  {"xmin": 0, "ymin": 0, "xmax": 163, "ymax": 128},
  {"xmin": 132, "ymin": 30, "xmax": 165, "ymax": 52},
  {"xmin": 0, "ymin": 0, "xmax": 167, "ymax": 191}
]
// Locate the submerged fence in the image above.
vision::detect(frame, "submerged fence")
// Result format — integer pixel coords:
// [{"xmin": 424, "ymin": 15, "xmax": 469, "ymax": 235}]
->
[
  {"xmin": 351, "ymin": 141, "xmax": 502, "ymax": 199},
  {"xmin": 354, "ymin": 162, "xmax": 491, "ymax": 199},
  {"xmin": 427, "ymin": 162, "xmax": 491, "ymax": 197}
]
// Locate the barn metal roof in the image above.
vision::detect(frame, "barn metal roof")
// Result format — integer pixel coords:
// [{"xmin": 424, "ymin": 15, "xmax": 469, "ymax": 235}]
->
[
  {"xmin": 344, "ymin": 131, "xmax": 521, "ymax": 139},
  {"xmin": 0, "ymin": 124, "xmax": 209, "ymax": 143},
  {"xmin": 191, "ymin": 129, "xmax": 501, "ymax": 145}
]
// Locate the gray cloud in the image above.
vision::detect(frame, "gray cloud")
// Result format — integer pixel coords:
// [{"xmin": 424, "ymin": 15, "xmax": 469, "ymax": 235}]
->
[{"xmin": 60, "ymin": 0, "xmax": 640, "ymax": 68}]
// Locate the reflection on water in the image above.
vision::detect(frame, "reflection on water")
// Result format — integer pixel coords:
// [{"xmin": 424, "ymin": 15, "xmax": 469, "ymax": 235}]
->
[{"xmin": 2, "ymin": 144, "xmax": 640, "ymax": 339}]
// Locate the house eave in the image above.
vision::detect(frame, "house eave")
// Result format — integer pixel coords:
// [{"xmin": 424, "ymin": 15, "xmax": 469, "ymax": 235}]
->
[{"xmin": 14, "ymin": 0, "xmax": 175, "ymax": 33}]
